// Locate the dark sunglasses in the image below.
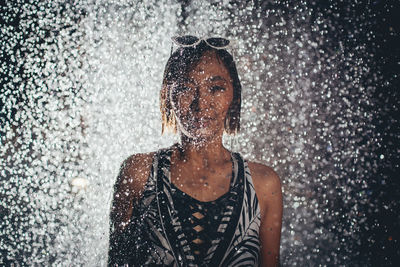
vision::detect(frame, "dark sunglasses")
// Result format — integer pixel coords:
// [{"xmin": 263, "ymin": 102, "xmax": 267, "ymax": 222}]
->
[{"xmin": 171, "ymin": 35, "xmax": 230, "ymax": 49}]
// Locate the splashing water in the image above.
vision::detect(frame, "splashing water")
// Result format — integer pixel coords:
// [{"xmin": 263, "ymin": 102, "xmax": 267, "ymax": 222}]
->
[{"xmin": 1, "ymin": 1, "xmax": 398, "ymax": 266}]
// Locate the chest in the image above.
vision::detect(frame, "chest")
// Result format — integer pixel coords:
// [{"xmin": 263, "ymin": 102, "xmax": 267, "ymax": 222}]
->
[
  {"xmin": 145, "ymin": 152, "xmax": 261, "ymax": 266},
  {"xmin": 169, "ymin": 161, "xmax": 233, "ymax": 202}
]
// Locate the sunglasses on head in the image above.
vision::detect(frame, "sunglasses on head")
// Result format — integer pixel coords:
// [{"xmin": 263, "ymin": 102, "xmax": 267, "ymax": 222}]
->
[{"xmin": 171, "ymin": 35, "xmax": 230, "ymax": 49}]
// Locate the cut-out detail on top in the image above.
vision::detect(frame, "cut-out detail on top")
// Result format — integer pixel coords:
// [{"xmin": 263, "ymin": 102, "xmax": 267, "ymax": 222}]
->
[
  {"xmin": 169, "ymin": 166, "xmax": 235, "ymax": 264},
  {"xmin": 192, "ymin": 211, "xmax": 204, "ymax": 219},
  {"xmin": 193, "ymin": 225, "xmax": 203, "ymax": 232},
  {"xmin": 172, "ymin": 186, "xmax": 230, "ymax": 261},
  {"xmin": 147, "ymin": 147, "xmax": 260, "ymax": 266}
]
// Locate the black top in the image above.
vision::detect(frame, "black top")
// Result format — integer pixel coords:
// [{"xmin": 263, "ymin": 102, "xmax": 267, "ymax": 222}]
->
[
  {"xmin": 169, "ymin": 181, "xmax": 233, "ymax": 264},
  {"xmin": 108, "ymin": 147, "xmax": 261, "ymax": 266}
]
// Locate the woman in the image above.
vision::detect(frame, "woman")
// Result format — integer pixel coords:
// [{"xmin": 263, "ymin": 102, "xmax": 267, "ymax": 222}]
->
[{"xmin": 108, "ymin": 36, "xmax": 283, "ymax": 266}]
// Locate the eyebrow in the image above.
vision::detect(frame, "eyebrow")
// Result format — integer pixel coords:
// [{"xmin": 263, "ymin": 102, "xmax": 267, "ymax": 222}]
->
[
  {"xmin": 208, "ymin": 76, "xmax": 227, "ymax": 82},
  {"xmin": 182, "ymin": 77, "xmax": 196, "ymax": 84},
  {"xmin": 182, "ymin": 75, "xmax": 228, "ymax": 85}
]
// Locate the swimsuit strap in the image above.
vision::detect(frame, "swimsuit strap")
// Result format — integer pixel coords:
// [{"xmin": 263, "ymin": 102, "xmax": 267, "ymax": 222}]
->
[{"xmin": 155, "ymin": 146, "xmax": 245, "ymax": 266}]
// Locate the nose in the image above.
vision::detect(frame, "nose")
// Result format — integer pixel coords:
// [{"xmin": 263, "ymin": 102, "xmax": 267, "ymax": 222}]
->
[
  {"xmin": 189, "ymin": 86, "xmax": 211, "ymax": 112},
  {"xmin": 190, "ymin": 94, "xmax": 200, "ymax": 112}
]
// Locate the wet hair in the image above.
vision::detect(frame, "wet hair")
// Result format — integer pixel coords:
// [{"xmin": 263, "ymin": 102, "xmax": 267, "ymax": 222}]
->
[{"xmin": 160, "ymin": 41, "xmax": 241, "ymax": 135}]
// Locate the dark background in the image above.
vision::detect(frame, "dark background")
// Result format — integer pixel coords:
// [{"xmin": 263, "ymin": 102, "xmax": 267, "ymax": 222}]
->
[{"xmin": 306, "ymin": 1, "xmax": 400, "ymax": 265}]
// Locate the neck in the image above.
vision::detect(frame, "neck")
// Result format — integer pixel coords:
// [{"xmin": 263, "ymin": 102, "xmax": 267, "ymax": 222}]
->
[{"xmin": 175, "ymin": 134, "xmax": 230, "ymax": 166}]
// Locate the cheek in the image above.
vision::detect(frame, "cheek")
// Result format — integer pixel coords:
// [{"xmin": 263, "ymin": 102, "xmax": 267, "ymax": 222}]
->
[
  {"xmin": 177, "ymin": 97, "xmax": 192, "ymax": 111},
  {"xmin": 173, "ymin": 93, "xmax": 192, "ymax": 114},
  {"xmin": 215, "ymin": 91, "xmax": 233, "ymax": 113}
]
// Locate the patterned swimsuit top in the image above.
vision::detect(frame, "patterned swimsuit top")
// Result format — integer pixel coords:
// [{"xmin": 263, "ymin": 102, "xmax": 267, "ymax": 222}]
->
[
  {"xmin": 169, "ymin": 169, "xmax": 233, "ymax": 264},
  {"xmin": 109, "ymin": 147, "xmax": 262, "ymax": 267}
]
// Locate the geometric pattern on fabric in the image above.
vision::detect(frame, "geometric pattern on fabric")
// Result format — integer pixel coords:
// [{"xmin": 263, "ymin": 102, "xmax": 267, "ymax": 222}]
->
[
  {"xmin": 108, "ymin": 145, "xmax": 261, "ymax": 266},
  {"xmin": 169, "ymin": 182, "xmax": 232, "ymax": 264}
]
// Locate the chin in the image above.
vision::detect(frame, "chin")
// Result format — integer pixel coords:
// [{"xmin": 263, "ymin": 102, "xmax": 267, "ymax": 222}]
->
[
  {"xmin": 187, "ymin": 128, "xmax": 221, "ymax": 141},
  {"xmin": 178, "ymin": 119, "xmax": 222, "ymax": 141}
]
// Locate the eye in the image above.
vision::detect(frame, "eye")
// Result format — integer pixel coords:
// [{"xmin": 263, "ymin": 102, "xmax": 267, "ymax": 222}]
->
[
  {"xmin": 210, "ymin": 86, "xmax": 225, "ymax": 92},
  {"xmin": 177, "ymin": 85, "xmax": 191, "ymax": 92}
]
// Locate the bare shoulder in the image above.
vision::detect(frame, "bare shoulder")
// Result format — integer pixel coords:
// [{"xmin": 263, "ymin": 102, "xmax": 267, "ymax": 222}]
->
[
  {"xmin": 121, "ymin": 152, "xmax": 155, "ymax": 179},
  {"xmin": 247, "ymin": 161, "xmax": 282, "ymax": 217},
  {"xmin": 247, "ymin": 161, "xmax": 281, "ymax": 189},
  {"xmin": 110, "ymin": 151, "xmax": 156, "ymax": 233},
  {"xmin": 247, "ymin": 161, "xmax": 283, "ymax": 265},
  {"xmin": 116, "ymin": 151, "xmax": 156, "ymax": 200}
]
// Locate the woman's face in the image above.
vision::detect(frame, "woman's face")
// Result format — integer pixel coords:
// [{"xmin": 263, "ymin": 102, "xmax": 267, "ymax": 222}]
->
[{"xmin": 171, "ymin": 50, "xmax": 234, "ymax": 141}]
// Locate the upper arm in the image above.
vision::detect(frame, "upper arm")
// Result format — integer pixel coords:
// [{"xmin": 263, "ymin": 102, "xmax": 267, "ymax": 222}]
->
[
  {"xmin": 108, "ymin": 152, "xmax": 154, "ymax": 265},
  {"xmin": 248, "ymin": 162, "xmax": 283, "ymax": 267},
  {"xmin": 109, "ymin": 152, "xmax": 154, "ymax": 234}
]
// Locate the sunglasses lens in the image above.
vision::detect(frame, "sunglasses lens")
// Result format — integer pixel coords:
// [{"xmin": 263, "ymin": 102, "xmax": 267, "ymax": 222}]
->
[
  {"xmin": 173, "ymin": 35, "xmax": 199, "ymax": 46},
  {"xmin": 206, "ymin": 37, "xmax": 230, "ymax": 47}
]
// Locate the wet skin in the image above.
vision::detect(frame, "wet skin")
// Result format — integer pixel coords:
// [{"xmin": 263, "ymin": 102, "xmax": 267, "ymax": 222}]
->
[
  {"xmin": 171, "ymin": 50, "xmax": 234, "ymax": 143},
  {"xmin": 111, "ymin": 50, "xmax": 283, "ymax": 267},
  {"xmin": 168, "ymin": 50, "xmax": 236, "ymax": 201}
]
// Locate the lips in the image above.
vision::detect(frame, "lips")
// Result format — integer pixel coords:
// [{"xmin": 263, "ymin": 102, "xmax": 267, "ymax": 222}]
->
[
  {"xmin": 197, "ymin": 119, "xmax": 211, "ymax": 127},
  {"xmin": 190, "ymin": 117, "xmax": 213, "ymax": 128}
]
